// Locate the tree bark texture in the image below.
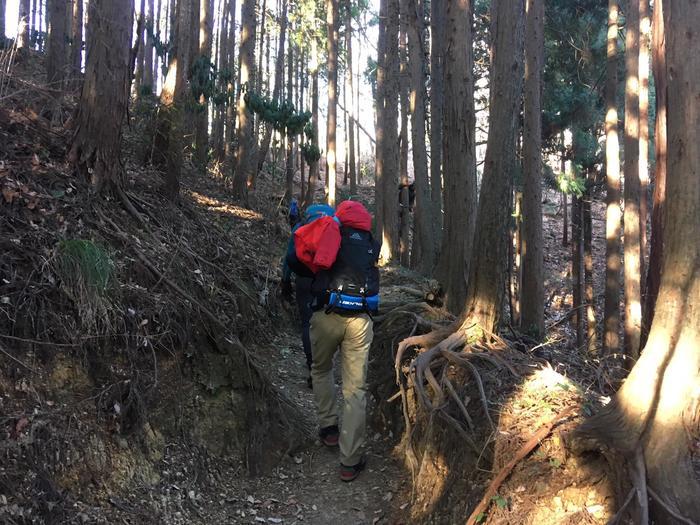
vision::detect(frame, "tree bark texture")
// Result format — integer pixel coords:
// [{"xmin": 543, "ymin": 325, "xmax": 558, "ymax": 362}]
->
[
  {"xmin": 579, "ymin": 4, "xmax": 700, "ymax": 521},
  {"xmin": 194, "ymin": 0, "xmax": 213, "ymax": 172},
  {"xmin": 223, "ymin": 0, "xmax": 237, "ymax": 168},
  {"xmin": 284, "ymin": 41, "xmax": 294, "ymax": 201},
  {"xmin": 134, "ymin": 0, "xmax": 146, "ymax": 95},
  {"xmin": 143, "ymin": 0, "xmax": 155, "ymax": 92},
  {"xmin": 638, "ymin": 0, "xmax": 650, "ymax": 299},
  {"xmin": 603, "ymin": 0, "xmax": 622, "ymax": 356},
  {"xmin": 460, "ymin": 0, "xmax": 524, "ymax": 333},
  {"xmin": 68, "ymin": 0, "xmax": 134, "ymax": 193},
  {"xmin": 436, "ymin": 0, "xmax": 477, "ymax": 314},
  {"xmin": 325, "ymin": 0, "xmax": 339, "ymax": 206},
  {"xmin": 231, "ymin": 0, "xmax": 257, "ymax": 200},
  {"xmin": 47, "ymin": 0, "xmax": 69, "ymax": 89},
  {"xmin": 152, "ymin": 0, "xmax": 191, "ymax": 199},
  {"xmin": 623, "ymin": 0, "xmax": 642, "ymax": 359},
  {"xmin": 429, "ymin": 0, "xmax": 444, "ymax": 246},
  {"xmin": 71, "ymin": 0, "xmax": 84, "ymax": 77},
  {"xmin": 643, "ymin": 0, "xmax": 666, "ymax": 341},
  {"xmin": 345, "ymin": 3, "xmax": 357, "ymax": 195},
  {"xmin": 406, "ymin": 0, "xmax": 435, "ymax": 276},
  {"xmin": 375, "ymin": 0, "xmax": 400, "ymax": 261},
  {"xmin": 398, "ymin": 0, "xmax": 410, "ymax": 266},
  {"xmin": 520, "ymin": 0, "xmax": 545, "ymax": 338},
  {"xmin": 254, "ymin": 0, "xmax": 287, "ymax": 186}
]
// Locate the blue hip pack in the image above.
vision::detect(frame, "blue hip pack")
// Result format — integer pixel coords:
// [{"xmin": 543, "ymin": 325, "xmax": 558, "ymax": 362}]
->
[{"xmin": 328, "ymin": 292, "xmax": 380, "ymax": 313}]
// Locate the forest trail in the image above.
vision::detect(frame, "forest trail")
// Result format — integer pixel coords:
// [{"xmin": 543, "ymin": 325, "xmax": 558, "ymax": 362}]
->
[{"xmin": 220, "ymin": 327, "xmax": 407, "ymax": 525}]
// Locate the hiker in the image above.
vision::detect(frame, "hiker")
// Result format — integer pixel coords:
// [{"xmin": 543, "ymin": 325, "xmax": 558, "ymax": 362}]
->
[
  {"xmin": 281, "ymin": 203, "xmax": 335, "ymax": 388},
  {"xmin": 286, "ymin": 200, "xmax": 380, "ymax": 482}
]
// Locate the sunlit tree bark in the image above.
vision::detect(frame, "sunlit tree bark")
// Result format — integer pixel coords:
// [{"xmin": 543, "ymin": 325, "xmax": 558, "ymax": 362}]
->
[
  {"xmin": 325, "ymin": 0, "xmax": 339, "ymax": 206},
  {"xmin": 643, "ymin": 0, "xmax": 666, "ymax": 340},
  {"xmin": 520, "ymin": 0, "xmax": 545, "ymax": 338},
  {"xmin": 603, "ymin": 0, "xmax": 622, "ymax": 355},
  {"xmin": 17, "ymin": 0, "xmax": 30, "ymax": 49},
  {"xmin": 623, "ymin": 0, "xmax": 642, "ymax": 359},
  {"xmin": 435, "ymin": 0, "xmax": 477, "ymax": 313},
  {"xmin": 579, "ymin": 4, "xmax": 700, "ymax": 520}
]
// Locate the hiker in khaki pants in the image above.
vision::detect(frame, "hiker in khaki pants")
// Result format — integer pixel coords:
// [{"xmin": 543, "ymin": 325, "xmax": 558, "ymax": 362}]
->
[
  {"xmin": 310, "ymin": 311, "xmax": 373, "ymax": 479},
  {"xmin": 285, "ymin": 200, "xmax": 380, "ymax": 481}
]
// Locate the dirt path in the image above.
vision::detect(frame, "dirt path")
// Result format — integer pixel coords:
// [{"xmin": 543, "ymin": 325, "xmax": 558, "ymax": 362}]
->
[{"xmin": 230, "ymin": 328, "xmax": 407, "ymax": 525}]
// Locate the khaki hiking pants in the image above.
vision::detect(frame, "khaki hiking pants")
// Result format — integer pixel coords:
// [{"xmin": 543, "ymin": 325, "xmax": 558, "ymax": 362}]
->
[{"xmin": 309, "ymin": 310, "xmax": 373, "ymax": 466}]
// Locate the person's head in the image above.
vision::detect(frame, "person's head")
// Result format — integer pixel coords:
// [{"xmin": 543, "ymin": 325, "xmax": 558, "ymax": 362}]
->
[{"xmin": 304, "ymin": 203, "xmax": 335, "ymax": 223}]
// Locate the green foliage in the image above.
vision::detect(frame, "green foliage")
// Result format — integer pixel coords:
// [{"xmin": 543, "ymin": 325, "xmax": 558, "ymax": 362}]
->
[
  {"xmin": 556, "ymin": 172, "xmax": 586, "ymax": 197},
  {"xmin": 492, "ymin": 495, "xmax": 508, "ymax": 509},
  {"xmin": 475, "ymin": 512, "xmax": 486, "ymax": 523},
  {"xmin": 190, "ymin": 55, "xmax": 218, "ymax": 102},
  {"xmin": 245, "ymin": 91, "xmax": 312, "ymax": 137},
  {"xmin": 55, "ymin": 240, "xmax": 114, "ymax": 296},
  {"xmin": 543, "ymin": 0, "xmax": 608, "ymax": 164}
]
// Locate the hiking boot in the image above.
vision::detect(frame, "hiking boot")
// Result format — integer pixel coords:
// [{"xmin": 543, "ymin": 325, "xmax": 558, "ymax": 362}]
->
[
  {"xmin": 319, "ymin": 425, "xmax": 339, "ymax": 447},
  {"xmin": 340, "ymin": 457, "xmax": 366, "ymax": 482}
]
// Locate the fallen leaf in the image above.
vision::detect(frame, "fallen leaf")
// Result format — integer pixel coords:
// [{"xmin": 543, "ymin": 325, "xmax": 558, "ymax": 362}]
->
[
  {"xmin": 2, "ymin": 187, "xmax": 19, "ymax": 203},
  {"xmin": 15, "ymin": 417, "xmax": 30, "ymax": 433}
]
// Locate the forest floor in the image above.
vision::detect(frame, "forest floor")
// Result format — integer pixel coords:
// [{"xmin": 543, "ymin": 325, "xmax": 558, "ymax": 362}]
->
[{"xmin": 1, "ymin": 50, "xmax": 620, "ymax": 525}]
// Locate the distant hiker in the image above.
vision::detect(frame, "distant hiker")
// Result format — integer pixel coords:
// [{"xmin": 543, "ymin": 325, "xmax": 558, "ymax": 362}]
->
[
  {"xmin": 288, "ymin": 198, "xmax": 300, "ymax": 228},
  {"xmin": 398, "ymin": 181, "xmax": 416, "ymax": 212},
  {"xmin": 287, "ymin": 200, "xmax": 380, "ymax": 482},
  {"xmin": 281, "ymin": 203, "xmax": 335, "ymax": 388}
]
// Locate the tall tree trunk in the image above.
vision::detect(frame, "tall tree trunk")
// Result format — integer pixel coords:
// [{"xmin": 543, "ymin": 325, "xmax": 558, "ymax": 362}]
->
[
  {"xmin": 143, "ymin": 0, "xmax": 154, "ymax": 92},
  {"xmin": 623, "ymin": 0, "xmax": 642, "ymax": 359},
  {"xmin": 561, "ymin": 135, "xmax": 568, "ymax": 247},
  {"xmin": 406, "ymin": 0, "xmax": 434, "ymax": 275},
  {"xmin": 213, "ymin": 0, "xmax": 229, "ymax": 161},
  {"xmin": 643, "ymin": 0, "xmax": 665, "ymax": 341},
  {"xmin": 460, "ymin": 0, "xmax": 524, "ymax": 333},
  {"xmin": 520, "ymin": 0, "xmax": 545, "ymax": 338},
  {"xmin": 325, "ymin": 0, "xmax": 339, "ymax": 206},
  {"xmin": 429, "ymin": 0, "xmax": 444, "ymax": 247},
  {"xmin": 68, "ymin": 0, "xmax": 134, "ymax": 193},
  {"xmin": 284, "ymin": 41, "xmax": 294, "ymax": 201},
  {"xmin": 638, "ymin": 0, "xmax": 650, "ymax": 299},
  {"xmin": 375, "ymin": 0, "xmax": 400, "ymax": 261},
  {"xmin": 345, "ymin": 4, "xmax": 356, "ymax": 195},
  {"xmin": 194, "ymin": 0, "xmax": 213, "ymax": 172},
  {"xmin": 579, "ymin": 4, "xmax": 700, "ymax": 520},
  {"xmin": 223, "ymin": 0, "xmax": 237, "ymax": 169},
  {"xmin": 398, "ymin": 0, "xmax": 410, "ymax": 266},
  {"xmin": 47, "ymin": 0, "xmax": 69, "ymax": 91},
  {"xmin": 134, "ymin": 0, "xmax": 146, "ymax": 95},
  {"xmin": 70, "ymin": 0, "xmax": 83, "ymax": 78},
  {"xmin": 304, "ymin": 36, "xmax": 320, "ymax": 206},
  {"xmin": 253, "ymin": 0, "xmax": 287, "ymax": 185},
  {"xmin": 435, "ymin": 0, "xmax": 477, "ymax": 313},
  {"xmin": 252, "ymin": 0, "xmax": 266, "ymax": 145},
  {"xmin": 152, "ymin": 0, "xmax": 191, "ymax": 199},
  {"xmin": 583, "ymin": 174, "xmax": 596, "ymax": 353},
  {"xmin": 231, "ymin": 0, "xmax": 257, "ymax": 200},
  {"xmin": 17, "ymin": 0, "xmax": 30, "ymax": 49},
  {"xmin": 603, "ymin": 0, "xmax": 622, "ymax": 356},
  {"xmin": 571, "ymin": 190, "xmax": 585, "ymax": 348}
]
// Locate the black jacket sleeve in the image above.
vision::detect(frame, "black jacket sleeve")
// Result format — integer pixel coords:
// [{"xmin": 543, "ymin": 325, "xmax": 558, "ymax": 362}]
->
[{"xmin": 285, "ymin": 251, "xmax": 315, "ymax": 278}]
